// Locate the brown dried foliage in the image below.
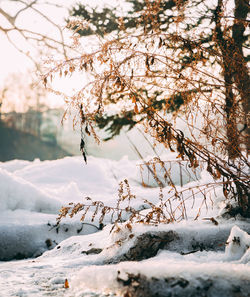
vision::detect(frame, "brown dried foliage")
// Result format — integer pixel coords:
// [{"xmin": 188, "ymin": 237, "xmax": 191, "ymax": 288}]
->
[{"xmin": 46, "ymin": 0, "xmax": 249, "ymax": 219}]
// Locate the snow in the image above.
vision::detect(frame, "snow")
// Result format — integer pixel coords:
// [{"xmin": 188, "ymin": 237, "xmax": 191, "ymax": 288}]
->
[
  {"xmin": 225, "ymin": 226, "xmax": 250, "ymax": 261},
  {"xmin": 0, "ymin": 155, "xmax": 249, "ymax": 296},
  {"xmin": 0, "ymin": 168, "xmax": 61, "ymax": 213},
  {"xmin": 71, "ymin": 256, "xmax": 250, "ymax": 295}
]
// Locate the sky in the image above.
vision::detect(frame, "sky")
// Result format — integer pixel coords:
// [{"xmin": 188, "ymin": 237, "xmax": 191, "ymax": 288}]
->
[
  {"xmin": 0, "ymin": 0, "xmax": 126, "ymax": 110},
  {"xmin": 0, "ymin": 0, "xmax": 126, "ymax": 79},
  {"xmin": 0, "ymin": 0, "xmax": 66, "ymax": 78},
  {"xmin": 0, "ymin": 0, "xmax": 146, "ymax": 160},
  {"xmin": 0, "ymin": 0, "xmax": 70, "ymax": 110},
  {"xmin": 0, "ymin": 34, "xmax": 31, "ymax": 80}
]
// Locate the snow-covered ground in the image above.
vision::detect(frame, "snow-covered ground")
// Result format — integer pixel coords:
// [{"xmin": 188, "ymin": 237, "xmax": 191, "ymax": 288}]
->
[{"xmin": 0, "ymin": 155, "xmax": 249, "ymax": 296}]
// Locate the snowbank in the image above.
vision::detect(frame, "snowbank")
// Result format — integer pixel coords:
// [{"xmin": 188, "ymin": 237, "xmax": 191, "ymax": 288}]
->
[
  {"xmin": 0, "ymin": 155, "xmax": 222, "ymax": 261},
  {"xmin": 0, "ymin": 155, "xmax": 249, "ymax": 296},
  {"xmin": 225, "ymin": 225, "xmax": 250, "ymax": 261},
  {"xmin": 0, "ymin": 156, "xmax": 136, "ymax": 260},
  {"xmin": 68, "ymin": 223, "xmax": 250, "ymax": 296},
  {"xmin": 0, "ymin": 168, "xmax": 61, "ymax": 213},
  {"xmin": 0, "ymin": 210, "xmax": 98, "ymax": 260}
]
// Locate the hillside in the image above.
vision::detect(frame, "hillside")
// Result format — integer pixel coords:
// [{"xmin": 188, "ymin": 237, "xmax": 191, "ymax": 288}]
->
[{"xmin": 0, "ymin": 122, "xmax": 71, "ymax": 161}]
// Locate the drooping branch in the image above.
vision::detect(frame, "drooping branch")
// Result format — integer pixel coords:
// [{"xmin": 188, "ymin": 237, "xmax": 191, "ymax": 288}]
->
[{"xmin": 44, "ymin": 0, "xmax": 250, "ymax": 218}]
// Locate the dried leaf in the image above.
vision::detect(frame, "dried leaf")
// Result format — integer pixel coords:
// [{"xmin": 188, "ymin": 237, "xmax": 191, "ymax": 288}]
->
[
  {"xmin": 80, "ymin": 138, "xmax": 87, "ymax": 164},
  {"xmin": 202, "ymin": 217, "xmax": 219, "ymax": 225},
  {"xmin": 85, "ymin": 125, "xmax": 91, "ymax": 136},
  {"xmin": 43, "ymin": 77, "xmax": 47, "ymax": 87},
  {"xmin": 69, "ymin": 66, "xmax": 75, "ymax": 73},
  {"xmin": 131, "ymin": 95, "xmax": 137, "ymax": 104},
  {"xmin": 158, "ymin": 37, "xmax": 163, "ymax": 48},
  {"xmin": 64, "ymin": 279, "xmax": 69, "ymax": 289},
  {"xmin": 134, "ymin": 104, "xmax": 139, "ymax": 114}
]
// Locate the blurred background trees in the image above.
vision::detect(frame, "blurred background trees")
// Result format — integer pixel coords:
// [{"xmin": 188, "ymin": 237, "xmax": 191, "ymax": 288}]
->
[
  {"xmin": 0, "ymin": 0, "xmax": 139, "ymax": 161},
  {"xmin": 0, "ymin": 0, "xmax": 75, "ymax": 161}
]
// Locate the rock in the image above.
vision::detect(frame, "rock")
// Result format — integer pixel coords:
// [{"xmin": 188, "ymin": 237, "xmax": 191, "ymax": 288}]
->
[
  {"xmin": 117, "ymin": 273, "xmax": 249, "ymax": 297},
  {"xmin": 81, "ymin": 248, "xmax": 103, "ymax": 255},
  {"xmin": 115, "ymin": 231, "xmax": 178, "ymax": 262}
]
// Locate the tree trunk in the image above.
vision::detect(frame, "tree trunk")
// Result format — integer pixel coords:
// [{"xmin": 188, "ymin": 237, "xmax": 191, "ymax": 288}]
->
[
  {"xmin": 231, "ymin": 0, "xmax": 250, "ymax": 216},
  {"xmin": 232, "ymin": 0, "xmax": 250, "ymax": 156},
  {"xmin": 224, "ymin": 66, "xmax": 240, "ymax": 159},
  {"xmin": 214, "ymin": 0, "xmax": 249, "ymax": 216},
  {"xmin": 214, "ymin": 0, "xmax": 241, "ymax": 159}
]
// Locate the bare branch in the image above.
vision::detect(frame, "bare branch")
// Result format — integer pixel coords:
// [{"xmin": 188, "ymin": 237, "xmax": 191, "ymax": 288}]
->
[
  {"xmin": 0, "ymin": 0, "xmax": 73, "ymax": 68},
  {"xmin": 0, "ymin": 7, "xmax": 16, "ymax": 25},
  {"xmin": 5, "ymin": 32, "xmax": 41, "ymax": 70},
  {"xmin": 13, "ymin": 0, "xmax": 37, "ymax": 19}
]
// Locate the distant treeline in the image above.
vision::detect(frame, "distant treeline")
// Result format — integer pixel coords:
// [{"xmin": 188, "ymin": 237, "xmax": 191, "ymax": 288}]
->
[{"xmin": 0, "ymin": 109, "xmax": 62, "ymax": 144}]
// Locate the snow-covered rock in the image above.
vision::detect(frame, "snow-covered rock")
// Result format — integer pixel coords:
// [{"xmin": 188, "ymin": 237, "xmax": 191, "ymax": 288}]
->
[{"xmin": 225, "ymin": 225, "xmax": 250, "ymax": 261}]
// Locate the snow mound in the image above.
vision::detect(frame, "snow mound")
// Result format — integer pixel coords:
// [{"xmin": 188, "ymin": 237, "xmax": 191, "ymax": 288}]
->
[
  {"xmin": 225, "ymin": 225, "xmax": 250, "ymax": 262},
  {"xmin": 0, "ymin": 159, "xmax": 31, "ymax": 172},
  {"xmin": 69, "ymin": 224, "xmax": 250, "ymax": 297},
  {"xmin": 0, "ymin": 168, "xmax": 61, "ymax": 213},
  {"xmin": 0, "ymin": 155, "xmax": 249, "ymax": 296},
  {"xmin": 14, "ymin": 156, "xmax": 114, "ymax": 190},
  {"xmin": 0, "ymin": 210, "xmax": 99, "ymax": 261}
]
